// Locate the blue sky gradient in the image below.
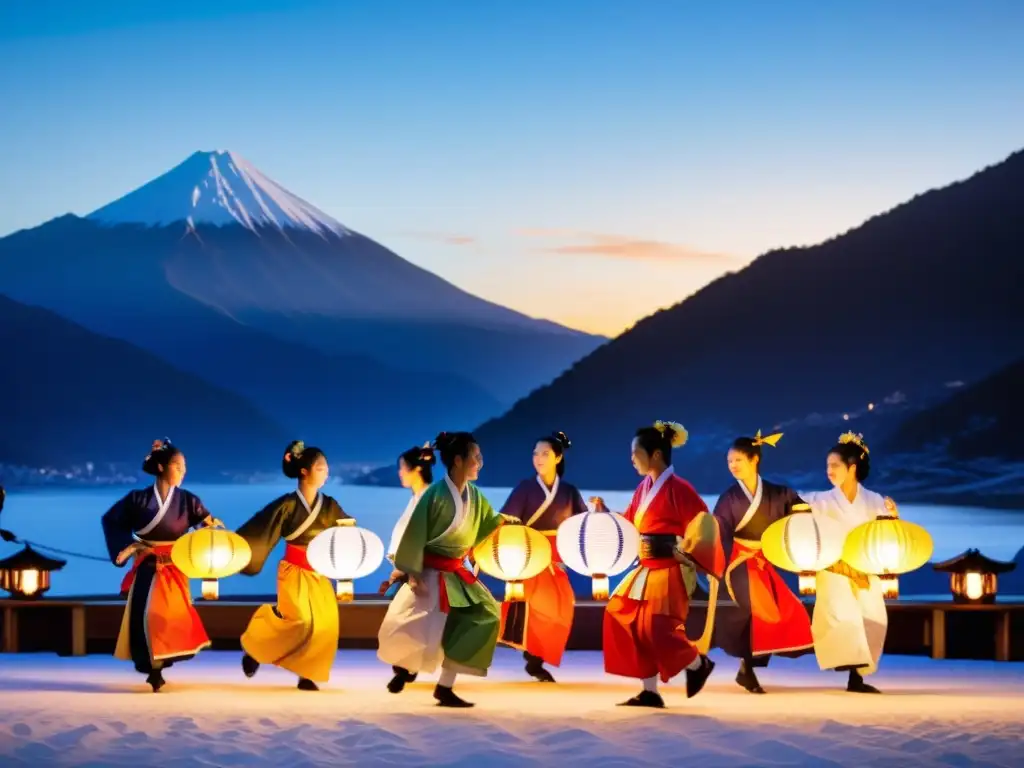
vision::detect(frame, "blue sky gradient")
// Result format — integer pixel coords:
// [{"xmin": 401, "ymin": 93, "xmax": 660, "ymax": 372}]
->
[{"xmin": 2, "ymin": 0, "xmax": 1022, "ymax": 334}]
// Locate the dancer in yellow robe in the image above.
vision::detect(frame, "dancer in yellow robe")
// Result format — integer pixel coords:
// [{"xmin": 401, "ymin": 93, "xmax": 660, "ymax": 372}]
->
[{"xmin": 236, "ymin": 441, "xmax": 349, "ymax": 690}]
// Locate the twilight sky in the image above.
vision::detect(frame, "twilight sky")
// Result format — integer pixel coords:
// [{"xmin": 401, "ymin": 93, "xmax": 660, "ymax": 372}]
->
[{"xmin": 2, "ymin": 0, "xmax": 1022, "ymax": 336}]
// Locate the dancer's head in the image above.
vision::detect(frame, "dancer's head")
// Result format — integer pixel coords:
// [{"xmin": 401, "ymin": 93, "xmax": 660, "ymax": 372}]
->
[
  {"xmin": 282, "ymin": 441, "xmax": 329, "ymax": 489},
  {"xmin": 632, "ymin": 421, "xmax": 687, "ymax": 475},
  {"xmin": 534, "ymin": 431, "xmax": 571, "ymax": 478},
  {"xmin": 434, "ymin": 431, "xmax": 482, "ymax": 482},
  {"xmin": 398, "ymin": 443, "xmax": 436, "ymax": 488},
  {"xmin": 827, "ymin": 432, "xmax": 871, "ymax": 487},
  {"xmin": 142, "ymin": 439, "xmax": 185, "ymax": 486}
]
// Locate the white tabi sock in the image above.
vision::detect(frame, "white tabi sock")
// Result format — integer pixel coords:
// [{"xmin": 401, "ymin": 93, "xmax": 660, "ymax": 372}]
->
[
  {"xmin": 686, "ymin": 655, "xmax": 703, "ymax": 671},
  {"xmin": 642, "ymin": 675, "xmax": 658, "ymax": 693},
  {"xmin": 438, "ymin": 668, "xmax": 457, "ymax": 689}
]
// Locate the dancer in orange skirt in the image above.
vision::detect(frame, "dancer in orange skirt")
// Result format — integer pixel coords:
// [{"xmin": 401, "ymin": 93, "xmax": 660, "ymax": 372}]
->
[
  {"xmin": 101, "ymin": 439, "xmax": 221, "ymax": 692},
  {"xmin": 592, "ymin": 421, "xmax": 726, "ymax": 708},
  {"xmin": 696, "ymin": 432, "xmax": 814, "ymax": 694},
  {"xmin": 496, "ymin": 432, "xmax": 588, "ymax": 681}
]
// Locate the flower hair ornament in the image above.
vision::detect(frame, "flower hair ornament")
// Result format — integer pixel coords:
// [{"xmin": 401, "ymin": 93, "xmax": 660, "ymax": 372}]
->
[
  {"xmin": 419, "ymin": 441, "xmax": 436, "ymax": 463},
  {"xmin": 284, "ymin": 440, "xmax": 306, "ymax": 463},
  {"xmin": 145, "ymin": 437, "xmax": 171, "ymax": 462},
  {"xmin": 838, "ymin": 431, "xmax": 870, "ymax": 457},
  {"xmin": 653, "ymin": 420, "xmax": 689, "ymax": 448},
  {"xmin": 751, "ymin": 429, "xmax": 783, "ymax": 448}
]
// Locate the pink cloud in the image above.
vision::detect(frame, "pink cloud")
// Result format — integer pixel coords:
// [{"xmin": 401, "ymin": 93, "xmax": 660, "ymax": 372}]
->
[
  {"xmin": 401, "ymin": 231, "xmax": 478, "ymax": 246},
  {"xmin": 517, "ymin": 228, "xmax": 732, "ymax": 262}
]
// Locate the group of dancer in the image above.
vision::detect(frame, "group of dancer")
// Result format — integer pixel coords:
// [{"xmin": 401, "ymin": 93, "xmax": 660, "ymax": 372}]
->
[{"xmin": 100, "ymin": 423, "xmax": 896, "ymax": 707}]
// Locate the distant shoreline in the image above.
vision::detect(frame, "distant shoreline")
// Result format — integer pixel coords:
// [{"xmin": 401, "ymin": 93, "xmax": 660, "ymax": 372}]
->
[{"xmin": 3, "ymin": 477, "xmax": 1021, "ymax": 512}]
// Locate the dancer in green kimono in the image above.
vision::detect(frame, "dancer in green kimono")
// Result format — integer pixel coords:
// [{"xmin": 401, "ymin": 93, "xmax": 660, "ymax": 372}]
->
[{"xmin": 377, "ymin": 430, "xmax": 511, "ymax": 707}]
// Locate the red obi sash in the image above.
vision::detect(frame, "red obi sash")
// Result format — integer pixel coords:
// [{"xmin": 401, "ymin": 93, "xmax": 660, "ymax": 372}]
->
[
  {"xmin": 283, "ymin": 543, "xmax": 314, "ymax": 571},
  {"xmin": 639, "ymin": 557, "xmax": 678, "ymax": 570},
  {"xmin": 119, "ymin": 544, "xmax": 174, "ymax": 594},
  {"xmin": 423, "ymin": 552, "xmax": 477, "ymax": 613}
]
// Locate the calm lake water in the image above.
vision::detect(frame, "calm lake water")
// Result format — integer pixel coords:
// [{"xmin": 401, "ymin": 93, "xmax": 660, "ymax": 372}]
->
[{"xmin": 2, "ymin": 483, "xmax": 1022, "ymax": 599}]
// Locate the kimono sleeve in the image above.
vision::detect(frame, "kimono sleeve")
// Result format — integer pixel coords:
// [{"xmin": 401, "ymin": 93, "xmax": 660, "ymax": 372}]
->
[
  {"xmin": 235, "ymin": 497, "xmax": 298, "ymax": 575},
  {"xmin": 620, "ymin": 487, "xmax": 642, "ymax": 522},
  {"xmin": 100, "ymin": 492, "xmax": 138, "ymax": 565},
  {"xmin": 185, "ymin": 491, "xmax": 212, "ymax": 529},
  {"xmin": 394, "ymin": 488, "xmax": 433, "ymax": 576},
  {"xmin": 781, "ymin": 485, "xmax": 807, "ymax": 514},
  {"xmin": 678, "ymin": 483, "xmax": 725, "ymax": 580},
  {"xmin": 498, "ymin": 480, "xmax": 529, "ymax": 521},
  {"xmin": 571, "ymin": 487, "xmax": 589, "ymax": 517},
  {"xmin": 325, "ymin": 496, "xmax": 352, "ymax": 524},
  {"xmin": 475, "ymin": 490, "xmax": 505, "ymax": 544}
]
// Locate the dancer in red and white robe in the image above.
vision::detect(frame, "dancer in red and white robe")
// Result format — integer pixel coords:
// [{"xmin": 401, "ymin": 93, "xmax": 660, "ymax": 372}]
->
[{"xmin": 592, "ymin": 420, "xmax": 725, "ymax": 708}]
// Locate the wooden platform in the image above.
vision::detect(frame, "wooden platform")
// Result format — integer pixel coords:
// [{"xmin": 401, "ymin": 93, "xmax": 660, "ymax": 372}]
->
[{"xmin": 2, "ymin": 596, "xmax": 1022, "ymax": 661}]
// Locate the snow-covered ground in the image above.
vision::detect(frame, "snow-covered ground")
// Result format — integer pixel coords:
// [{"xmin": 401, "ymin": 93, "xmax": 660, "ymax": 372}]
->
[{"xmin": 0, "ymin": 649, "xmax": 1021, "ymax": 767}]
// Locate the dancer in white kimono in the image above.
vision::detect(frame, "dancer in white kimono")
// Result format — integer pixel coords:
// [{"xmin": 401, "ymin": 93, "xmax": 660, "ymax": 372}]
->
[
  {"xmin": 380, "ymin": 443, "xmax": 435, "ymax": 597},
  {"xmin": 800, "ymin": 432, "xmax": 898, "ymax": 693}
]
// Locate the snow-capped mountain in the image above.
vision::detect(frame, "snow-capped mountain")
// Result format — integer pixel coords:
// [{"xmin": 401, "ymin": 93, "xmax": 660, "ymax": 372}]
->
[
  {"xmin": 0, "ymin": 150, "xmax": 606, "ymax": 462},
  {"xmin": 88, "ymin": 150, "xmax": 351, "ymax": 238}
]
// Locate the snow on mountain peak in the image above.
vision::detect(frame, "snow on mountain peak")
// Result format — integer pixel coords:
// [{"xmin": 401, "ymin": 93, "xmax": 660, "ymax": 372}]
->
[{"xmin": 87, "ymin": 150, "xmax": 350, "ymax": 238}]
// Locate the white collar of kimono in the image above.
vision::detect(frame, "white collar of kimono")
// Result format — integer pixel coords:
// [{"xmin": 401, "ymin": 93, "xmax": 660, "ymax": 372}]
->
[
  {"xmin": 285, "ymin": 489, "xmax": 323, "ymax": 541},
  {"xmin": 442, "ymin": 474, "xmax": 472, "ymax": 537},
  {"xmin": 834, "ymin": 483, "xmax": 863, "ymax": 508},
  {"xmin": 525, "ymin": 474, "xmax": 559, "ymax": 527},
  {"xmin": 734, "ymin": 475, "xmax": 763, "ymax": 533},
  {"xmin": 135, "ymin": 483, "xmax": 176, "ymax": 537},
  {"xmin": 634, "ymin": 465, "xmax": 674, "ymax": 528}
]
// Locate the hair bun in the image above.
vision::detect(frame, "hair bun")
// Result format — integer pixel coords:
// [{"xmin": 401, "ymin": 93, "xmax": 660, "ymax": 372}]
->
[
  {"xmin": 433, "ymin": 432, "xmax": 452, "ymax": 450},
  {"xmin": 552, "ymin": 431, "xmax": 571, "ymax": 450},
  {"xmin": 419, "ymin": 448, "xmax": 437, "ymax": 465}
]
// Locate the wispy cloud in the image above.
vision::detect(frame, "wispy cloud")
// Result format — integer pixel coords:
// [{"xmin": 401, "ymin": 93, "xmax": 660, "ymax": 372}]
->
[
  {"xmin": 517, "ymin": 228, "xmax": 733, "ymax": 262},
  {"xmin": 399, "ymin": 230, "xmax": 478, "ymax": 246}
]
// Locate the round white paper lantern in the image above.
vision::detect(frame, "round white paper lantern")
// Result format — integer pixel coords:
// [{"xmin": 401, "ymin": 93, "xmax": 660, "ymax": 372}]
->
[
  {"xmin": 556, "ymin": 510, "xmax": 639, "ymax": 600},
  {"xmin": 306, "ymin": 519, "xmax": 385, "ymax": 602},
  {"xmin": 761, "ymin": 505, "xmax": 845, "ymax": 595}
]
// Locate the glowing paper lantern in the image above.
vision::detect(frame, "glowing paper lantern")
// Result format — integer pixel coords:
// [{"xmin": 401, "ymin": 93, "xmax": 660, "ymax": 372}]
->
[
  {"xmin": 932, "ymin": 549, "xmax": 1016, "ymax": 604},
  {"xmin": 761, "ymin": 504, "xmax": 845, "ymax": 595},
  {"xmin": 842, "ymin": 514, "xmax": 933, "ymax": 599},
  {"xmin": 0, "ymin": 545, "xmax": 66, "ymax": 599},
  {"xmin": 557, "ymin": 510, "xmax": 639, "ymax": 600},
  {"xmin": 171, "ymin": 526, "xmax": 252, "ymax": 600},
  {"xmin": 306, "ymin": 519, "xmax": 385, "ymax": 602},
  {"xmin": 473, "ymin": 525, "xmax": 552, "ymax": 601}
]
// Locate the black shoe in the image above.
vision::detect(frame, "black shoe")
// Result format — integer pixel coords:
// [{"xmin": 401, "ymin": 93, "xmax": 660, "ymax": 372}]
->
[
  {"xmin": 686, "ymin": 656, "xmax": 715, "ymax": 698},
  {"xmin": 524, "ymin": 652, "xmax": 556, "ymax": 683},
  {"xmin": 434, "ymin": 684, "xmax": 474, "ymax": 707},
  {"xmin": 847, "ymin": 670, "xmax": 880, "ymax": 693},
  {"xmin": 297, "ymin": 677, "xmax": 319, "ymax": 691},
  {"xmin": 618, "ymin": 690, "xmax": 665, "ymax": 708},
  {"xmin": 736, "ymin": 666, "xmax": 765, "ymax": 694},
  {"xmin": 387, "ymin": 666, "xmax": 417, "ymax": 694},
  {"xmin": 241, "ymin": 653, "xmax": 260, "ymax": 678},
  {"xmin": 146, "ymin": 670, "xmax": 165, "ymax": 693}
]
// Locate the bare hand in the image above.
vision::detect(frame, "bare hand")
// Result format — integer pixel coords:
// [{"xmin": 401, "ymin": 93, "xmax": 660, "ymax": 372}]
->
[
  {"xmin": 589, "ymin": 496, "xmax": 610, "ymax": 513},
  {"xmin": 408, "ymin": 575, "xmax": 428, "ymax": 597},
  {"xmin": 883, "ymin": 497, "xmax": 899, "ymax": 517},
  {"xmin": 204, "ymin": 516, "xmax": 225, "ymax": 528}
]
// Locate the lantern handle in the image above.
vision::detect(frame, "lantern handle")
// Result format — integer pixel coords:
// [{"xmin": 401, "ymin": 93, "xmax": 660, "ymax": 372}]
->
[
  {"xmin": 336, "ymin": 518, "xmax": 356, "ymax": 527},
  {"xmin": 203, "ymin": 517, "xmax": 226, "ymax": 529}
]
